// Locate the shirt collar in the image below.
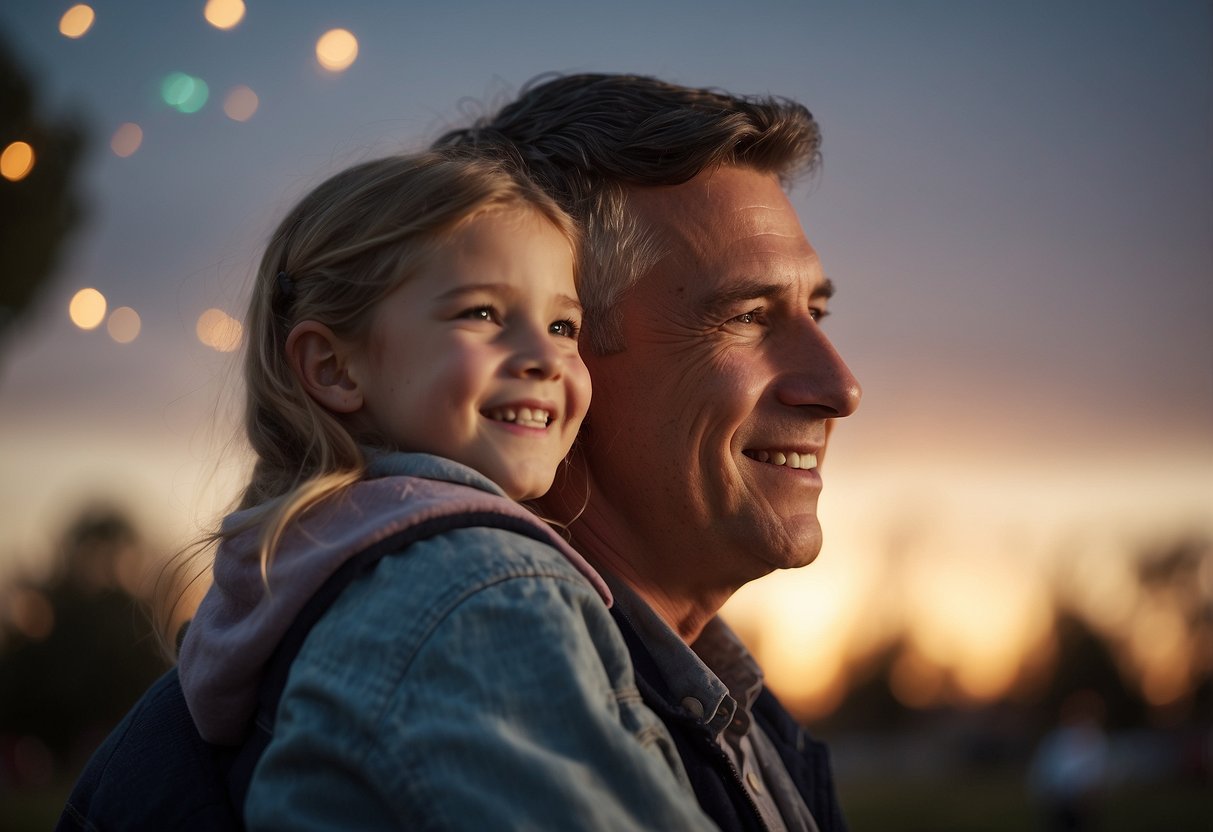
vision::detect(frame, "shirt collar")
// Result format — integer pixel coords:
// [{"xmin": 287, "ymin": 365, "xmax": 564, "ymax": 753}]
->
[{"xmin": 604, "ymin": 573, "xmax": 765, "ymax": 738}]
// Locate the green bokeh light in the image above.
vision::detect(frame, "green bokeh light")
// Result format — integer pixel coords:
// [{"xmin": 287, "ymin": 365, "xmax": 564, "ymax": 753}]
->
[{"xmin": 160, "ymin": 72, "xmax": 209, "ymax": 114}]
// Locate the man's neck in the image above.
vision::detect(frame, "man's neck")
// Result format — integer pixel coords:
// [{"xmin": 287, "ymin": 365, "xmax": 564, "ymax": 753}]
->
[{"xmin": 561, "ymin": 501, "xmax": 736, "ymax": 644}]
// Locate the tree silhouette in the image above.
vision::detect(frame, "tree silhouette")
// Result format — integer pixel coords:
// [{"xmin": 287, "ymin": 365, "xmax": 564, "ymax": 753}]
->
[
  {"xmin": 0, "ymin": 506, "xmax": 167, "ymax": 780},
  {"xmin": 0, "ymin": 34, "xmax": 87, "ymax": 352}
]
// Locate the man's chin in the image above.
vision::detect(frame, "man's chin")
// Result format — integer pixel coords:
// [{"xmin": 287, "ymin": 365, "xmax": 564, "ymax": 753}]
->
[{"xmin": 764, "ymin": 516, "xmax": 824, "ymax": 571}]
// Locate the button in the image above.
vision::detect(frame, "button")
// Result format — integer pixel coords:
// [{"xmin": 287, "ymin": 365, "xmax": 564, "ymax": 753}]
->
[
  {"xmin": 680, "ymin": 696, "xmax": 704, "ymax": 719},
  {"xmin": 745, "ymin": 770, "xmax": 763, "ymax": 794}
]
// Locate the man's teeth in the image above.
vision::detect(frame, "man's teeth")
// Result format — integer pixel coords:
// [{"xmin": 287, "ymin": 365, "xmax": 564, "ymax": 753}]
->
[
  {"xmin": 487, "ymin": 406, "xmax": 552, "ymax": 428},
  {"xmin": 748, "ymin": 450, "xmax": 818, "ymax": 470}
]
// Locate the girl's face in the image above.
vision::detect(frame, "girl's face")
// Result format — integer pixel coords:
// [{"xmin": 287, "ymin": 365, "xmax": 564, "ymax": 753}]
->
[{"xmin": 347, "ymin": 207, "xmax": 590, "ymax": 501}]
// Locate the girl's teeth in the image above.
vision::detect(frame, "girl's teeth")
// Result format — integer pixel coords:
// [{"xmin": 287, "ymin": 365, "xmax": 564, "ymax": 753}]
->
[{"xmin": 487, "ymin": 407, "xmax": 552, "ymax": 428}]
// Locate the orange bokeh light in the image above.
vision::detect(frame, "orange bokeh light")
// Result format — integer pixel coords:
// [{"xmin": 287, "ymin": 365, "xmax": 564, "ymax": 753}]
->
[
  {"xmin": 110, "ymin": 123, "xmax": 143, "ymax": 158},
  {"xmin": 204, "ymin": 0, "xmax": 245, "ymax": 30},
  {"xmin": 316, "ymin": 29, "xmax": 359, "ymax": 72},
  {"xmin": 106, "ymin": 307, "xmax": 142, "ymax": 344},
  {"xmin": 223, "ymin": 85, "xmax": 259, "ymax": 121},
  {"xmin": 1, "ymin": 141, "xmax": 35, "ymax": 181},
  {"xmin": 196, "ymin": 308, "xmax": 243, "ymax": 352},
  {"xmin": 59, "ymin": 4, "xmax": 95, "ymax": 38},
  {"xmin": 69, "ymin": 288, "xmax": 107, "ymax": 330}
]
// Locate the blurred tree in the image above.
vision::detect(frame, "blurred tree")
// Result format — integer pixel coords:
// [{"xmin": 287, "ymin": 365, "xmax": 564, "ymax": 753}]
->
[
  {"xmin": 0, "ymin": 34, "xmax": 87, "ymax": 354},
  {"xmin": 0, "ymin": 506, "xmax": 167, "ymax": 781},
  {"xmin": 1038, "ymin": 611, "xmax": 1144, "ymax": 733}
]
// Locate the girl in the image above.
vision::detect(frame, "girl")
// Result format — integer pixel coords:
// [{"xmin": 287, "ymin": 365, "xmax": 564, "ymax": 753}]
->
[{"xmin": 171, "ymin": 150, "xmax": 712, "ymax": 829}]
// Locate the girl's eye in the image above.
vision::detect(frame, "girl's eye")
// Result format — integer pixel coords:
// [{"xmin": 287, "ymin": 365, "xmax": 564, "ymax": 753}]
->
[
  {"xmin": 550, "ymin": 319, "xmax": 580, "ymax": 339},
  {"xmin": 460, "ymin": 305, "xmax": 498, "ymax": 324}
]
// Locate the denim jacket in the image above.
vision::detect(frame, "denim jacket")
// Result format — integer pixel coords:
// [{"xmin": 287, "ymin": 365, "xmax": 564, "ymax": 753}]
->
[{"xmin": 179, "ymin": 453, "xmax": 715, "ymax": 831}]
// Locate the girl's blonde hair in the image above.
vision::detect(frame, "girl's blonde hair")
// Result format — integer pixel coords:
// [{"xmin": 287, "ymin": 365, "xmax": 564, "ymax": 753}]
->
[{"xmin": 158, "ymin": 148, "xmax": 577, "ymax": 651}]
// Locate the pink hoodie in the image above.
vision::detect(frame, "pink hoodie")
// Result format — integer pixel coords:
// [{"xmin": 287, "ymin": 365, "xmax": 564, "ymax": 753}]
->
[{"xmin": 178, "ymin": 473, "xmax": 609, "ymax": 745}]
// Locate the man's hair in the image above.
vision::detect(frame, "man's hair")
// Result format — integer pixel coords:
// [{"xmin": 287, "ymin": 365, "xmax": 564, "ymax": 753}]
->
[{"xmin": 435, "ymin": 73, "xmax": 822, "ymax": 353}]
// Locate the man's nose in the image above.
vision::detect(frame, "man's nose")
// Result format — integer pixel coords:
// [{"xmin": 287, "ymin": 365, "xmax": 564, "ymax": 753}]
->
[{"xmin": 775, "ymin": 321, "xmax": 862, "ymax": 417}]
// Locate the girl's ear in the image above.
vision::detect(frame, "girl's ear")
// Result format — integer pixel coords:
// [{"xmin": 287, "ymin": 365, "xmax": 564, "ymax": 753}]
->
[{"xmin": 285, "ymin": 321, "xmax": 363, "ymax": 414}]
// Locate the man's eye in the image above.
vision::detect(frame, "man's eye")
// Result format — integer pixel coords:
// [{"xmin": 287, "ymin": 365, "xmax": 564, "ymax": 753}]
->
[
  {"xmin": 460, "ymin": 306, "xmax": 498, "ymax": 323},
  {"xmin": 728, "ymin": 309, "xmax": 763, "ymax": 325},
  {"xmin": 810, "ymin": 307, "xmax": 830, "ymax": 323},
  {"xmin": 550, "ymin": 319, "xmax": 580, "ymax": 339}
]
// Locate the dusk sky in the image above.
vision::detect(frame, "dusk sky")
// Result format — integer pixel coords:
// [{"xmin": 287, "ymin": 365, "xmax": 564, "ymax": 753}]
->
[{"xmin": 1, "ymin": 1, "xmax": 1210, "ymax": 711}]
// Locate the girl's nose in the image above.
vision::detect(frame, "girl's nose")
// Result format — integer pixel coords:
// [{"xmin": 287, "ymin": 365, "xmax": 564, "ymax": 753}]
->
[{"xmin": 505, "ymin": 327, "xmax": 562, "ymax": 380}]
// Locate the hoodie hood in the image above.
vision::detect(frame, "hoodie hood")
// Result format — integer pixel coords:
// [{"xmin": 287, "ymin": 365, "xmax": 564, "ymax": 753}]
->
[{"xmin": 178, "ymin": 456, "xmax": 609, "ymax": 745}]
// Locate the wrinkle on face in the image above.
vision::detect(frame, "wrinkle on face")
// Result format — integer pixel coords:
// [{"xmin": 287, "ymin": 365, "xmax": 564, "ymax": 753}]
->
[{"xmin": 569, "ymin": 165, "xmax": 856, "ymax": 620}]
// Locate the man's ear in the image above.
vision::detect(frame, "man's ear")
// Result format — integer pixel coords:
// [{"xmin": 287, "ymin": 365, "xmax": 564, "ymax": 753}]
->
[{"xmin": 285, "ymin": 321, "xmax": 364, "ymax": 414}]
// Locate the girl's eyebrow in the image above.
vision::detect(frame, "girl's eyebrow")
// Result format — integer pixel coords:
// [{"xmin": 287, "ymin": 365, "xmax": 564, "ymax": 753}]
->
[
  {"xmin": 435, "ymin": 283, "xmax": 583, "ymax": 313},
  {"xmin": 435, "ymin": 282, "xmax": 511, "ymax": 301}
]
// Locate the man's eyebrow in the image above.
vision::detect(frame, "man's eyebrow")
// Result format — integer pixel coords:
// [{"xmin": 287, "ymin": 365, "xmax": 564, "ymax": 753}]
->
[
  {"xmin": 701, "ymin": 280, "xmax": 785, "ymax": 316},
  {"xmin": 701, "ymin": 277, "xmax": 836, "ymax": 316}
]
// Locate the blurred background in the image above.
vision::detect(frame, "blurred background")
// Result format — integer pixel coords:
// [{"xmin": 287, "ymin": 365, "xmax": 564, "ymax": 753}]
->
[{"xmin": 1, "ymin": 1, "xmax": 1209, "ymax": 829}]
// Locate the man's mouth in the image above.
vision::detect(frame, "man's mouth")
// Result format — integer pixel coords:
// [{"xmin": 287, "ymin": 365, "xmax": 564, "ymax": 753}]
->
[
  {"xmin": 743, "ymin": 449, "xmax": 818, "ymax": 470},
  {"xmin": 484, "ymin": 406, "xmax": 553, "ymax": 429}
]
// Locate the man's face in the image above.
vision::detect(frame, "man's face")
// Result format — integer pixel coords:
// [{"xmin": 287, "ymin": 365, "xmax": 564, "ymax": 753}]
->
[{"xmin": 578, "ymin": 166, "xmax": 861, "ymax": 588}]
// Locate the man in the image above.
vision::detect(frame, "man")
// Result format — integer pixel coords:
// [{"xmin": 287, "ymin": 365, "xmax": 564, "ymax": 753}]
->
[{"xmin": 438, "ymin": 74, "xmax": 862, "ymax": 832}]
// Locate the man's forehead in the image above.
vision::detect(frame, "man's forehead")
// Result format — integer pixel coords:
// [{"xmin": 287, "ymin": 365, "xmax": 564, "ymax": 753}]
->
[
  {"xmin": 626, "ymin": 166, "xmax": 823, "ymax": 291},
  {"xmin": 630, "ymin": 166, "xmax": 789, "ymax": 221}
]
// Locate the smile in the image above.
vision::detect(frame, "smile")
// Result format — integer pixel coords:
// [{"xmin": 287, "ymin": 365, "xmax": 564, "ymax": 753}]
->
[
  {"xmin": 484, "ymin": 406, "xmax": 553, "ymax": 429},
  {"xmin": 744, "ymin": 449, "xmax": 818, "ymax": 470}
]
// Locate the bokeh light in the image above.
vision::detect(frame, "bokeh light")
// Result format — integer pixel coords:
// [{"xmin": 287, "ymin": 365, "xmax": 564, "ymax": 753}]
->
[
  {"xmin": 58, "ymin": 4, "xmax": 95, "ymax": 39},
  {"xmin": 1, "ymin": 141, "xmax": 35, "ymax": 181},
  {"xmin": 196, "ymin": 308, "xmax": 243, "ymax": 352},
  {"xmin": 223, "ymin": 85, "xmax": 259, "ymax": 121},
  {"xmin": 69, "ymin": 288, "xmax": 107, "ymax": 330},
  {"xmin": 106, "ymin": 306, "xmax": 142, "ymax": 343},
  {"xmin": 161, "ymin": 72, "xmax": 209, "ymax": 114},
  {"xmin": 110, "ymin": 123, "xmax": 143, "ymax": 158},
  {"xmin": 203, "ymin": 0, "xmax": 245, "ymax": 30},
  {"xmin": 316, "ymin": 29, "xmax": 359, "ymax": 72}
]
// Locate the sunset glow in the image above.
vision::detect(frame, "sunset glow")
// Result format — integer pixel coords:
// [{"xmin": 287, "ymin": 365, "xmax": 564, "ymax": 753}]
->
[{"xmin": 0, "ymin": 2, "xmax": 1208, "ymax": 743}]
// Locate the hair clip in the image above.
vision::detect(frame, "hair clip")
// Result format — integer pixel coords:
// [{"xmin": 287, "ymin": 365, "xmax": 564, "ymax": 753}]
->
[{"xmin": 275, "ymin": 271, "xmax": 296, "ymax": 302}]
